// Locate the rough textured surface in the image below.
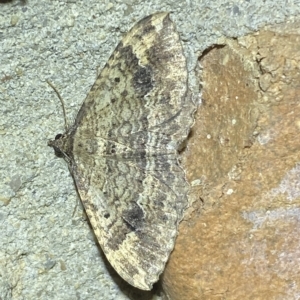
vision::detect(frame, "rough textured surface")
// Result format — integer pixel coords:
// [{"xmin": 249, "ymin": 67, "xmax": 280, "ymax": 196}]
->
[
  {"xmin": 49, "ymin": 12, "xmax": 194, "ymax": 291},
  {"xmin": 162, "ymin": 21, "xmax": 300, "ymax": 299},
  {"xmin": 1, "ymin": 0, "xmax": 300, "ymax": 299}
]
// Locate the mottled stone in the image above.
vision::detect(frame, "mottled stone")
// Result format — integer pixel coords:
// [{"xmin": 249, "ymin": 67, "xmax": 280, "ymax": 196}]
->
[{"xmin": 163, "ymin": 21, "xmax": 300, "ymax": 299}]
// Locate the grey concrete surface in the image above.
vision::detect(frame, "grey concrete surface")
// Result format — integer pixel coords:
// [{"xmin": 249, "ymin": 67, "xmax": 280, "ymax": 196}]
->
[{"xmin": 0, "ymin": 0, "xmax": 299, "ymax": 299}]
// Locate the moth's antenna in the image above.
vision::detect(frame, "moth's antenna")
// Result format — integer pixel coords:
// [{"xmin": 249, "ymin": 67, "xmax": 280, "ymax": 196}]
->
[{"xmin": 47, "ymin": 80, "xmax": 68, "ymax": 132}]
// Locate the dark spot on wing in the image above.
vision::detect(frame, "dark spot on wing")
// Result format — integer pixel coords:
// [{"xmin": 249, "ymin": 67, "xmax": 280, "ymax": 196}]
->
[
  {"xmin": 133, "ymin": 65, "xmax": 153, "ymax": 97},
  {"xmin": 122, "ymin": 203, "xmax": 144, "ymax": 231}
]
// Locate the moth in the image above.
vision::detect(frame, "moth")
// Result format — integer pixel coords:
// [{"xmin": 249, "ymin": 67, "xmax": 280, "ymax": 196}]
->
[{"xmin": 48, "ymin": 12, "xmax": 193, "ymax": 290}]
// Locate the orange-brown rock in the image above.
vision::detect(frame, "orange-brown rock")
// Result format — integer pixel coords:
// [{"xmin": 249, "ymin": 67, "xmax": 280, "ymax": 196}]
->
[{"xmin": 163, "ymin": 21, "xmax": 300, "ymax": 299}]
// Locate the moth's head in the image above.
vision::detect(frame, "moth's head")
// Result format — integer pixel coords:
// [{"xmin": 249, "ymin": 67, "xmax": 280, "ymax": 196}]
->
[{"xmin": 48, "ymin": 133, "xmax": 70, "ymax": 159}]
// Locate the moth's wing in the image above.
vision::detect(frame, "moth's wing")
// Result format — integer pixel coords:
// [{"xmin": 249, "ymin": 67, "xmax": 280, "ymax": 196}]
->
[{"xmin": 70, "ymin": 12, "xmax": 193, "ymax": 290}]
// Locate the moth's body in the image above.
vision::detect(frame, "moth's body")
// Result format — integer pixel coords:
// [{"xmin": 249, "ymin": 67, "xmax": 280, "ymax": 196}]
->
[{"xmin": 48, "ymin": 12, "xmax": 194, "ymax": 290}]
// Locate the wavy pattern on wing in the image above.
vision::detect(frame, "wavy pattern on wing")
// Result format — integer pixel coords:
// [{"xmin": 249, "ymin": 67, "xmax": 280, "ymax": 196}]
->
[{"xmin": 49, "ymin": 12, "xmax": 194, "ymax": 290}]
